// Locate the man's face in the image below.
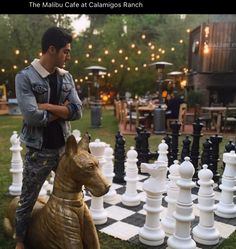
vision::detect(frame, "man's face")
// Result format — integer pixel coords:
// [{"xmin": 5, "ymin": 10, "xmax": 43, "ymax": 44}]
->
[{"xmin": 54, "ymin": 43, "xmax": 71, "ymax": 68}]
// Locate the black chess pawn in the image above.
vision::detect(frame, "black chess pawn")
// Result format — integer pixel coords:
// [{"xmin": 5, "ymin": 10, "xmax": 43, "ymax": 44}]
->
[
  {"xmin": 209, "ymin": 134, "xmax": 222, "ymax": 184},
  {"xmin": 113, "ymin": 131, "xmax": 126, "ymax": 183},
  {"xmin": 190, "ymin": 118, "xmax": 204, "ymax": 179},
  {"xmin": 181, "ymin": 135, "xmax": 191, "ymax": 162},
  {"xmin": 224, "ymin": 139, "xmax": 235, "ymax": 153},
  {"xmin": 170, "ymin": 121, "xmax": 181, "ymax": 165},
  {"xmin": 135, "ymin": 127, "xmax": 154, "ymax": 170},
  {"xmin": 200, "ymin": 138, "xmax": 212, "ymax": 167}
]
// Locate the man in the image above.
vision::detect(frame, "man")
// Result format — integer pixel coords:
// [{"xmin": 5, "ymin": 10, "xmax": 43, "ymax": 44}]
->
[{"xmin": 14, "ymin": 26, "xmax": 82, "ymax": 249}]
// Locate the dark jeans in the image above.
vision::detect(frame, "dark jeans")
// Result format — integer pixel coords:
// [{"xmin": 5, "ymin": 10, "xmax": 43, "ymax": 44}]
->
[{"xmin": 15, "ymin": 147, "xmax": 64, "ymax": 242}]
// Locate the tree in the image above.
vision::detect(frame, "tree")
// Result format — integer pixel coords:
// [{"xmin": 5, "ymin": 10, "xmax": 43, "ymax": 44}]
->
[{"xmin": 0, "ymin": 14, "xmax": 73, "ymax": 94}]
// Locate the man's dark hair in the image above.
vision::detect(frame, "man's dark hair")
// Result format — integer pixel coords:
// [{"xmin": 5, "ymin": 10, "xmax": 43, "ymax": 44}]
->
[{"xmin": 41, "ymin": 26, "xmax": 72, "ymax": 53}]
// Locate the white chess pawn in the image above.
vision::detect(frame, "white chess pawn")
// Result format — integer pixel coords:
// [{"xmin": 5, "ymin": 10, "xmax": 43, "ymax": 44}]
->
[
  {"xmin": 103, "ymin": 145, "xmax": 116, "ymax": 202},
  {"xmin": 215, "ymin": 150, "xmax": 236, "ymax": 218},
  {"xmin": 89, "ymin": 139, "xmax": 107, "ymax": 224},
  {"xmin": 122, "ymin": 146, "xmax": 140, "ymax": 206},
  {"xmin": 156, "ymin": 139, "xmax": 168, "ymax": 165},
  {"xmin": 167, "ymin": 157, "xmax": 196, "ymax": 249},
  {"xmin": 9, "ymin": 131, "xmax": 23, "ymax": 196},
  {"xmin": 192, "ymin": 164, "xmax": 220, "ymax": 245},
  {"xmin": 161, "ymin": 160, "xmax": 180, "ymax": 235}
]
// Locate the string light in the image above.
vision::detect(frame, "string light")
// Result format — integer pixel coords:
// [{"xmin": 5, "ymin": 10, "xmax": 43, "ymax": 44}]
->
[
  {"xmin": 131, "ymin": 44, "xmax": 135, "ymax": 48},
  {"xmin": 141, "ymin": 34, "xmax": 146, "ymax": 39},
  {"xmin": 204, "ymin": 26, "xmax": 210, "ymax": 38},
  {"xmin": 203, "ymin": 42, "xmax": 209, "ymax": 54},
  {"xmin": 15, "ymin": 49, "xmax": 20, "ymax": 55},
  {"xmin": 5, "ymin": 24, "xmax": 191, "ymax": 84},
  {"xmin": 1, "ymin": 68, "xmax": 5, "ymax": 72}
]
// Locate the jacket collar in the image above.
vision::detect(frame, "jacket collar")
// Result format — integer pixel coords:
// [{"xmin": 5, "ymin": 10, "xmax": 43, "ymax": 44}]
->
[{"xmin": 31, "ymin": 58, "xmax": 68, "ymax": 78}]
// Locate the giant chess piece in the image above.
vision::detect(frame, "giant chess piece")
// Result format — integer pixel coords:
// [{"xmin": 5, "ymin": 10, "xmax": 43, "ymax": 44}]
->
[
  {"xmin": 161, "ymin": 160, "xmax": 180, "ymax": 235},
  {"xmin": 224, "ymin": 139, "xmax": 235, "ymax": 153},
  {"xmin": 190, "ymin": 118, "xmax": 203, "ymax": 179},
  {"xmin": 167, "ymin": 157, "xmax": 196, "ymax": 249},
  {"xmin": 163, "ymin": 134, "xmax": 172, "ymax": 166},
  {"xmin": 215, "ymin": 150, "xmax": 236, "ymax": 218},
  {"xmin": 122, "ymin": 146, "xmax": 141, "ymax": 206},
  {"xmin": 222, "ymin": 140, "xmax": 236, "ymax": 170},
  {"xmin": 135, "ymin": 126, "xmax": 155, "ymax": 169},
  {"xmin": 170, "ymin": 121, "xmax": 181, "ymax": 165},
  {"xmin": 156, "ymin": 139, "xmax": 168, "ymax": 166},
  {"xmin": 89, "ymin": 138, "xmax": 107, "ymax": 224},
  {"xmin": 209, "ymin": 135, "xmax": 222, "ymax": 184},
  {"xmin": 181, "ymin": 135, "xmax": 191, "ymax": 162},
  {"xmin": 200, "ymin": 138, "xmax": 212, "ymax": 167},
  {"xmin": 192, "ymin": 165, "xmax": 220, "ymax": 245},
  {"xmin": 9, "ymin": 131, "xmax": 23, "ymax": 196},
  {"xmin": 113, "ymin": 131, "xmax": 126, "ymax": 183},
  {"xmin": 103, "ymin": 144, "xmax": 116, "ymax": 202},
  {"xmin": 139, "ymin": 161, "xmax": 167, "ymax": 246}
]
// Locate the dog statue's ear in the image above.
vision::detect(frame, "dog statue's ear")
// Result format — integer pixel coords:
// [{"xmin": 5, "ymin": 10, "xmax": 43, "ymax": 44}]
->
[
  {"xmin": 78, "ymin": 132, "xmax": 90, "ymax": 151},
  {"xmin": 65, "ymin": 135, "xmax": 78, "ymax": 156}
]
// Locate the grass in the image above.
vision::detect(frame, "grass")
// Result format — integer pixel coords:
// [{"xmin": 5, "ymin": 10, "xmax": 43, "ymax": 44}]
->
[{"xmin": 0, "ymin": 108, "xmax": 235, "ymax": 249}]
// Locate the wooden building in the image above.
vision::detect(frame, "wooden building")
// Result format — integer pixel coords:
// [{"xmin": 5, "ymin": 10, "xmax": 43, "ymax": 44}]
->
[{"xmin": 188, "ymin": 22, "xmax": 236, "ymax": 106}]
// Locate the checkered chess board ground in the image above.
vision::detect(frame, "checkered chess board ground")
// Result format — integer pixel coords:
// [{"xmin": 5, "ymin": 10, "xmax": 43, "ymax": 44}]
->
[{"xmin": 84, "ymin": 174, "xmax": 236, "ymax": 249}]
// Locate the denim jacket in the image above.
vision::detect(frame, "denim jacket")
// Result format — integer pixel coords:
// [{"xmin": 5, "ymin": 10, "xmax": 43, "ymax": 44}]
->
[{"xmin": 15, "ymin": 59, "xmax": 82, "ymax": 149}]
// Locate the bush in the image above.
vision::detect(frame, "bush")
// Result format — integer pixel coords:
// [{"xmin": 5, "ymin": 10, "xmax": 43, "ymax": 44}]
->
[{"xmin": 186, "ymin": 90, "xmax": 204, "ymax": 108}]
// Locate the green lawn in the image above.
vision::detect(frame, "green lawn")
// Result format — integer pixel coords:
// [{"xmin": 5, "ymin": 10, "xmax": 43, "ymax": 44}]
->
[{"xmin": 0, "ymin": 109, "xmax": 235, "ymax": 249}]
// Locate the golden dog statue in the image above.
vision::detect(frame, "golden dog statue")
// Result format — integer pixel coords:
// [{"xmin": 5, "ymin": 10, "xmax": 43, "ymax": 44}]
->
[{"xmin": 4, "ymin": 134, "xmax": 110, "ymax": 249}]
